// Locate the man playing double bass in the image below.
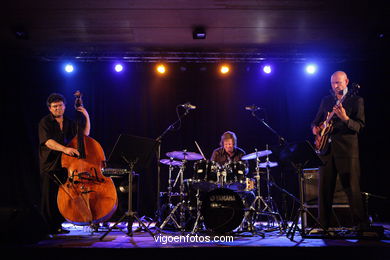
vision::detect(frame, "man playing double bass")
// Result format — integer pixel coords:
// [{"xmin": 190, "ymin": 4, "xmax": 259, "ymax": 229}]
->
[{"xmin": 38, "ymin": 93, "xmax": 90, "ymax": 234}]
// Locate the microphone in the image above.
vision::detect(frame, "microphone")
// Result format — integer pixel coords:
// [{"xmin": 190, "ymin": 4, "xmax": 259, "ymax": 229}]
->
[
  {"xmin": 180, "ymin": 102, "xmax": 196, "ymax": 110},
  {"xmin": 245, "ymin": 105, "xmax": 261, "ymax": 112}
]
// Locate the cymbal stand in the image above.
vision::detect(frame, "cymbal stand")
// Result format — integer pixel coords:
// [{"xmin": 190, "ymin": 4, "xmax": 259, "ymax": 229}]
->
[
  {"xmin": 248, "ymin": 149, "xmax": 283, "ymax": 232},
  {"xmin": 166, "ymin": 157, "xmax": 176, "ymax": 206},
  {"xmin": 158, "ymin": 159, "xmax": 187, "ymax": 232},
  {"xmin": 263, "ymin": 145, "xmax": 284, "ymax": 232},
  {"xmin": 156, "ymin": 158, "xmax": 176, "ymax": 227},
  {"xmin": 236, "ymin": 151, "xmax": 263, "ymax": 236}
]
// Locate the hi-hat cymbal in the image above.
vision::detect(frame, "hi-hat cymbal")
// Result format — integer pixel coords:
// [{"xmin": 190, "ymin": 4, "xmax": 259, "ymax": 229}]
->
[
  {"xmin": 166, "ymin": 151, "xmax": 203, "ymax": 161},
  {"xmin": 241, "ymin": 150, "xmax": 272, "ymax": 160},
  {"xmin": 258, "ymin": 161, "xmax": 278, "ymax": 168},
  {"xmin": 159, "ymin": 159, "xmax": 183, "ymax": 167}
]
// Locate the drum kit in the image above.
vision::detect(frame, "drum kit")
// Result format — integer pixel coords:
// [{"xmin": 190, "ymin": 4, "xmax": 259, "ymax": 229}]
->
[{"xmin": 156, "ymin": 146, "xmax": 285, "ymax": 235}]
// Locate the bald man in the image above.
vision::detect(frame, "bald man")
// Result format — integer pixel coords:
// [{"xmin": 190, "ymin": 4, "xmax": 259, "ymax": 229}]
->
[{"xmin": 312, "ymin": 71, "xmax": 369, "ymax": 232}]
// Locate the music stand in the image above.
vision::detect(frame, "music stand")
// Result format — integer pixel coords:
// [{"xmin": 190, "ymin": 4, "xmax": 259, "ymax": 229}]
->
[
  {"xmin": 100, "ymin": 134, "xmax": 158, "ymax": 240},
  {"xmin": 273, "ymin": 140, "xmax": 329, "ymax": 240}
]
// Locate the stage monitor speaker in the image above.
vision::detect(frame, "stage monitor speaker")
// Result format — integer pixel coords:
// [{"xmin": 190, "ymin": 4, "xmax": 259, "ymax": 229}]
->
[{"xmin": 303, "ymin": 168, "xmax": 349, "ymax": 205}]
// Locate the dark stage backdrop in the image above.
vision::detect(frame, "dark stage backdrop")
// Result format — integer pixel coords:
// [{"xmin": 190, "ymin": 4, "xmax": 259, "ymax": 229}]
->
[{"xmin": 2, "ymin": 55, "xmax": 389, "ymax": 221}]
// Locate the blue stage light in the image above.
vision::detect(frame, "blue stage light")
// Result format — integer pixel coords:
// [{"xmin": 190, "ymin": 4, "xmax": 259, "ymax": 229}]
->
[
  {"xmin": 64, "ymin": 64, "xmax": 74, "ymax": 73},
  {"xmin": 306, "ymin": 64, "xmax": 317, "ymax": 74},
  {"xmin": 263, "ymin": 65, "xmax": 272, "ymax": 74}
]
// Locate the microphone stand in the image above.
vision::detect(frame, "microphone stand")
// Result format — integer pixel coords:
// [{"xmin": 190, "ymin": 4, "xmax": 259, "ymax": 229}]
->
[
  {"xmin": 249, "ymin": 110, "xmax": 287, "ymax": 146},
  {"xmin": 248, "ymin": 108, "xmax": 289, "ymax": 229},
  {"xmin": 154, "ymin": 107, "xmax": 193, "ymax": 221}
]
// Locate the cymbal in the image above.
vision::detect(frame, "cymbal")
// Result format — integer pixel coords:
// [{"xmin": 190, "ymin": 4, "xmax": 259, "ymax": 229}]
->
[
  {"xmin": 241, "ymin": 150, "xmax": 272, "ymax": 160},
  {"xmin": 159, "ymin": 159, "xmax": 183, "ymax": 167},
  {"xmin": 166, "ymin": 151, "xmax": 203, "ymax": 161},
  {"xmin": 258, "ymin": 161, "xmax": 278, "ymax": 168}
]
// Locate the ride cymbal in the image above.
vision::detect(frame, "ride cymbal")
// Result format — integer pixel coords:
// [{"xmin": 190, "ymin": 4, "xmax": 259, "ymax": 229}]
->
[{"xmin": 241, "ymin": 150, "xmax": 272, "ymax": 160}]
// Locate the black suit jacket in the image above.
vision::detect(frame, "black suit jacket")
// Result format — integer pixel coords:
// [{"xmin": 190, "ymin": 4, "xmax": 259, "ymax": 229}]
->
[{"xmin": 312, "ymin": 92, "xmax": 365, "ymax": 158}]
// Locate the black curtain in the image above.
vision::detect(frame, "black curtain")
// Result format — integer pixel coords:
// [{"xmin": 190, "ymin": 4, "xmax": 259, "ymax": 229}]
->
[{"xmin": 2, "ymin": 55, "xmax": 389, "ymax": 220}]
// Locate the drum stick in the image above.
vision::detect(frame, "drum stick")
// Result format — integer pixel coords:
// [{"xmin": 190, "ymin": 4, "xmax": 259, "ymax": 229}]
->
[
  {"xmin": 173, "ymin": 168, "xmax": 182, "ymax": 188},
  {"xmin": 194, "ymin": 141, "xmax": 206, "ymax": 160}
]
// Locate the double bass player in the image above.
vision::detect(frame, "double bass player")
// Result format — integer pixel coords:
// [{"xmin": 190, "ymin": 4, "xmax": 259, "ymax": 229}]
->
[{"xmin": 38, "ymin": 93, "xmax": 90, "ymax": 234}]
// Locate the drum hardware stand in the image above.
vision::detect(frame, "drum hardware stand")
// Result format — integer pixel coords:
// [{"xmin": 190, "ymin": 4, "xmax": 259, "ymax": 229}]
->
[
  {"xmin": 191, "ymin": 189, "xmax": 204, "ymax": 234},
  {"xmin": 190, "ymin": 140, "xmax": 206, "ymax": 234},
  {"xmin": 100, "ymin": 157, "xmax": 155, "ymax": 240},
  {"xmin": 244, "ymin": 148, "xmax": 283, "ymax": 233},
  {"xmin": 167, "ymin": 157, "xmax": 177, "ymax": 206},
  {"xmin": 237, "ymin": 200, "xmax": 265, "ymax": 237},
  {"xmin": 158, "ymin": 158, "xmax": 188, "ymax": 233},
  {"xmin": 262, "ymin": 145, "xmax": 285, "ymax": 232},
  {"xmin": 155, "ymin": 158, "xmax": 178, "ymax": 229}
]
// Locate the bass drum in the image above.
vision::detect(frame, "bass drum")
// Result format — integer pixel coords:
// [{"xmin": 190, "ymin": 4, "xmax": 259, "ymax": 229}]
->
[{"xmin": 201, "ymin": 188, "xmax": 244, "ymax": 233}]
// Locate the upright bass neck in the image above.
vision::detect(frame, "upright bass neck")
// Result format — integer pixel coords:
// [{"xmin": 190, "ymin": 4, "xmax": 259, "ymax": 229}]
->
[{"xmin": 74, "ymin": 90, "xmax": 86, "ymax": 159}]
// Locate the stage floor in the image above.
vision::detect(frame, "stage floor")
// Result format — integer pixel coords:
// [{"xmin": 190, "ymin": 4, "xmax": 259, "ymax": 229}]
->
[{"xmin": 5, "ymin": 221, "xmax": 390, "ymax": 259}]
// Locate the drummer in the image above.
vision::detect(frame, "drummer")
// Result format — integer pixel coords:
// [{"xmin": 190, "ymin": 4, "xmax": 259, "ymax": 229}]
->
[
  {"xmin": 211, "ymin": 131, "xmax": 247, "ymax": 166},
  {"xmin": 210, "ymin": 131, "xmax": 252, "ymax": 186},
  {"xmin": 211, "ymin": 131, "xmax": 254, "ymax": 230}
]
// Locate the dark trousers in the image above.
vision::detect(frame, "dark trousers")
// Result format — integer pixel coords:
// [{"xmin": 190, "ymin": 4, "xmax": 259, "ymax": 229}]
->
[
  {"xmin": 40, "ymin": 170, "xmax": 67, "ymax": 232},
  {"xmin": 318, "ymin": 153, "xmax": 368, "ymax": 228}
]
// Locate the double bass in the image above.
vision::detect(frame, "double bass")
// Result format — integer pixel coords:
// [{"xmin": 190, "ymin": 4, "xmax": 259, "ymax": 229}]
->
[{"xmin": 57, "ymin": 91, "xmax": 117, "ymax": 225}]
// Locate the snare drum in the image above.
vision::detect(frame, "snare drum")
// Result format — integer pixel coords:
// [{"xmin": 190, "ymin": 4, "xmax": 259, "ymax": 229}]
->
[
  {"xmin": 192, "ymin": 160, "xmax": 219, "ymax": 191},
  {"xmin": 223, "ymin": 161, "xmax": 248, "ymax": 191}
]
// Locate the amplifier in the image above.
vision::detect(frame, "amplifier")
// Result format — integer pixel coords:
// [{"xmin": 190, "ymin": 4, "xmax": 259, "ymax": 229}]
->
[
  {"xmin": 302, "ymin": 168, "xmax": 352, "ymax": 228},
  {"xmin": 303, "ymin": 168, "xmax": 349, "ymax": 205}
]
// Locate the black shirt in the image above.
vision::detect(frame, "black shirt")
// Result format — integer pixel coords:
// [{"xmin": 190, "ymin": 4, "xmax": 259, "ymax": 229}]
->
[
  {"xmin": 210, "ymin": 147, "xmax": 246, "ymax": 166},
  {"xmin": 38, "ymin": 114, "xmax": 77, "ymax": 174}
]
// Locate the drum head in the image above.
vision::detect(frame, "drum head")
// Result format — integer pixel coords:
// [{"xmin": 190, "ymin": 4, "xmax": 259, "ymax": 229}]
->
[{"xmin": 201, "ymin": 188, "xmax": 244, "ymax": 233}]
